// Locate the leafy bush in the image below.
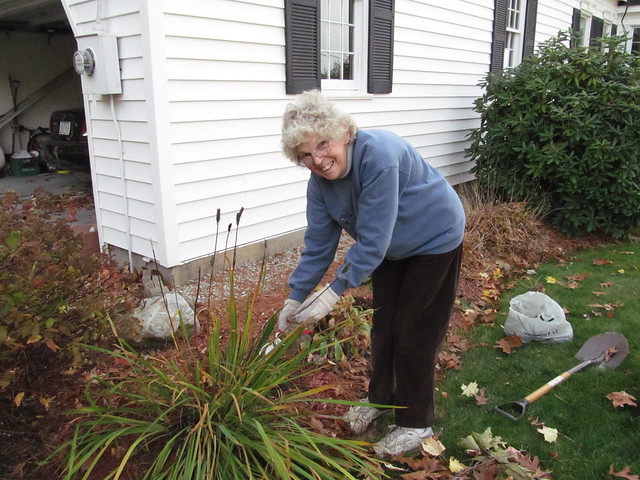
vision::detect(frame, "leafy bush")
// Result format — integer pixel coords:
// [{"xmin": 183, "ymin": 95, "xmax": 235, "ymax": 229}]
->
[
  {"xmin": 0, "ymin": 190, "xmax": 138, "ymax": 375},
  {"xmin": 466, "ymin": 33, "xmax": 640, "ymax": 238},
  {"xmin": 49, "ymin": 278, "xmax": 384, "ymax": 479},
  {"xmin": 311, "ymin": 295, "xmax": 372, "ymax": 363}
]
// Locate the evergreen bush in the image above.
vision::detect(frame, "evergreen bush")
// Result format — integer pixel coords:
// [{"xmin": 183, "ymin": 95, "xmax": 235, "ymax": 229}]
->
[{"xmin": 466, "ymin": 33, "xmax": 640, "ymax": 238}]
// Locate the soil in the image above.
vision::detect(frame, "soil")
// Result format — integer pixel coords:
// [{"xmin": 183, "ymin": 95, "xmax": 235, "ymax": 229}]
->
[{"xmin": 1, "ymin": 198, "xmax": 610, "ymax": 480}]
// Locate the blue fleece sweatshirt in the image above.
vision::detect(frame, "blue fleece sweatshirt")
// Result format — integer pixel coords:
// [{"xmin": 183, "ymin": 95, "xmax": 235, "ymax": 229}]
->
[{"xmin": 288, "ymin": 129, "xmax": 466, "ymax": 302}]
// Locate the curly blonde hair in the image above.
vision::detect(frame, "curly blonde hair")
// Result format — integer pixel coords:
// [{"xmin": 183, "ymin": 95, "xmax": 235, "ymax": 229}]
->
[{"xmin": 281, "ymin": 90, "xmax": 358, "ymax": 164}]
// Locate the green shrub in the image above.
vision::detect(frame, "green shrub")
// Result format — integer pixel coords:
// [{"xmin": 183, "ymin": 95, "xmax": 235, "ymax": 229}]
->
[
  {"xmin": 466, "ymin": 33, "xmax": 640, "ymax": 238},
  {"xmin": 311, "ymin": 295, "xmax": 372, "ymax": 363}
]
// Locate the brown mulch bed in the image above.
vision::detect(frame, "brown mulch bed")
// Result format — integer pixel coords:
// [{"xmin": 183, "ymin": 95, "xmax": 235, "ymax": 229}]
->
[{"xmin": 1, "ymin": 198, "xmax": 610, "ymax": 479}]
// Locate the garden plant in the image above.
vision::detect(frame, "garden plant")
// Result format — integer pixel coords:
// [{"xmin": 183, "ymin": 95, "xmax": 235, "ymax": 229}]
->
[
  {"xmin": 46, "ymin": 212, "xmax": 385, "ymax": 480},
  {"xmin": 467, "ymin": 32, "xmax": 640, "ymax": 239}
]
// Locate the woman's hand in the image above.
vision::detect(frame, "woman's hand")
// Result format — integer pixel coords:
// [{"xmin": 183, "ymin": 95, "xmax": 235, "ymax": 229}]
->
[
  {"xmin": 277, "ymin": 299, "xmax": 301, "ymax": 332},
  {"xmin": 293, "ymin": 285, "xmax": 340, "ymax": 326}
]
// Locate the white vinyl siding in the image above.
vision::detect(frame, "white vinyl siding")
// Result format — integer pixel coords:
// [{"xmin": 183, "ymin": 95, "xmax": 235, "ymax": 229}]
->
[{"xmin": 60, "ymin": 0, "xmax": 623, "ymax": 276}]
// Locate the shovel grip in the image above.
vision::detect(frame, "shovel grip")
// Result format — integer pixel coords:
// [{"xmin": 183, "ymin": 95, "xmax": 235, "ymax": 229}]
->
[{"xmin": 525, "ymin": 371, "xmax": 572, "ymax": 403}]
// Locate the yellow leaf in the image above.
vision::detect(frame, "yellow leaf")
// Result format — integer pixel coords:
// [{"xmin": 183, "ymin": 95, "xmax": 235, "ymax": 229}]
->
[
  {"xmin": 421, "ymin": 437, "xmax": 446, "ymax": 457},
  {"xmin": 39, "ymin": 396, "xmax": 53, "ymax": 411},
  {"xmin": 618, "ymin": 269, "xmax": 625, "ymax": 274},
  {"xmin": 536, "ymin": 426, "xmax": 559, "ymax": 443},
  {"xmin": 449, "ymin": 457, "xmax": 466, "ymax": 473},
  {"xmin": 545, "ymin": 276, "xmax": 557, "ymax": 284},
  {"xmin": 14, "ymin": 391, "xmax": 25, "ymax": 407},
  {"xmin": 461, "ymin": 382, "xmax": 479, "ymax": 397},
  {"xmin": 26, "ymin": 335, "xmax": 42, "ymax": 345}
]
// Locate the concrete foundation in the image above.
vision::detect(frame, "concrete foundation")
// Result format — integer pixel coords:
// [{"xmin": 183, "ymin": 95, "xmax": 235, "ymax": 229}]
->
[{"xmin": 108, "ymin": 229, "xmax": 306, "ymax": 287}]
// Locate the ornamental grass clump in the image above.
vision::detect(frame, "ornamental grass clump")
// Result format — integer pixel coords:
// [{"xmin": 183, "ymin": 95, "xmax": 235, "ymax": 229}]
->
[
  {"xmin": 50, "ymin": 210, "xmax": 384, "ymax": 480},
  {"xmin": 467, "ymin": 33, "xmax": 640, "ymax": 239}
]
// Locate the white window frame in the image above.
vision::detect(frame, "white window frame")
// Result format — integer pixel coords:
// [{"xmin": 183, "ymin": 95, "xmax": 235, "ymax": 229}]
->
[
  {"xmin": 505, "ymin": 0, "xmax": 528, "ymax": 68},
  {"xmin": 321, "ymin": 0, "xmax": 368, "ymax": 93},
  {"xmin": 631, "ymin": 27, "xmax": 640, "ymax": 55},
  {"xmin": 579, "ymin": 15, "xmax": 591, "ymax": 47}
]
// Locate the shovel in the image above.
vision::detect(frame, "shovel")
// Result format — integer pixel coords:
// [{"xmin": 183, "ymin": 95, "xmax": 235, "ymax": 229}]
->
[{"xmin": 494, "ymin": 332, "xmax": 629, "ymax": 420}]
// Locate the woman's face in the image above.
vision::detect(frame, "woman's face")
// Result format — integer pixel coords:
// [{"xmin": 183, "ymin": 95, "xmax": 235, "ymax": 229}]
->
[{"xmin": 295, "ymin": 133, "xmax": 350, "ymax": 180}]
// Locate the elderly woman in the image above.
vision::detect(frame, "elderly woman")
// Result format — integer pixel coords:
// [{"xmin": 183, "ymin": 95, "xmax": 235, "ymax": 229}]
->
[{"xmin": 278, "ymin": 90, "xmax": 465, "ymax": 458}]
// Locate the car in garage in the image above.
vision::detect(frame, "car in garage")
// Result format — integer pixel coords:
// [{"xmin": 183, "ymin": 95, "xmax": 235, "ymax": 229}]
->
[
  {"xmin": 49, "ymin": 108, "xmax": 89, "ymax": 162},
  {"xmin": 26, "ymin": 108, "xmax": 89, "ymax": 172}
]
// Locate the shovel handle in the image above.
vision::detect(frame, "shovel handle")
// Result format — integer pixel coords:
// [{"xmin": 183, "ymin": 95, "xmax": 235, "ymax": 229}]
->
[{"xmin": 524, "ymin": 371, "xmax": 572, "ymax": 403}]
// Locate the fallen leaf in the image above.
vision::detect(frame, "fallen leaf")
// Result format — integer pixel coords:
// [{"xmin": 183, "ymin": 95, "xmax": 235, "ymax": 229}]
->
[
  {"xmin": 421, "ymin": 437, "xmax": 446, "ymax": 457},
  {"xmin": 565, "ymin": 272, "xmax": 590, "ymax": 282},
  {"xmin": 475, "ymin": 387, "xmax": 488, "ymax": 405},
  {"xmin": 619, "ymin": 251, "xmax": 635, "ymax": 255},
  {"xmin": 592, "ymin": 291, "xmax": 606, "ymax": 297},
  {"xmin": 609, "ymin": 465, "xmax": 639, "ymax": 480},
  {"xmin": 45, "ymin": 338, "xmax": 60, "ymax": 353},
  {"xmin": 448, "ymin": 457, "xmax": 466, "ymax": 473},
  {"xmin": 494, "ymin": 335, "xmax": 523, "ymax": 354},
  {"xmin": 14, "ymin": 392, "xmax": 25, "ymax": 407},
  {"xmin": 600, "ymin": 282, "xmax": 614, "ymax": 288},
  {"xmin": 39, "ymin": 396, "xmax": 53, "ymax": 411},
  {"xmin": 606, "ymin": 391, "xmax": 638, "ymax": 408},
  {"xmin": 593, "ymin": 259, "xmax": 613, "ymax": 265},
  {"xmin": 461, "ymin": 382, "xmax": 479, "ymax": 398},
  {"xmin": 545, "ymin": 276, "xmax": 557, "ymax": 284},
  {"xmin": 536, "ymin": 426, "xmax": 558, "ymax": 443},
  {"xmin": 67, "ymin": 205, "xmax": 77, "ymax": 222},
  {"xmin": 438, "ymin": 351, "xmax": 461, "ymax": 370}
]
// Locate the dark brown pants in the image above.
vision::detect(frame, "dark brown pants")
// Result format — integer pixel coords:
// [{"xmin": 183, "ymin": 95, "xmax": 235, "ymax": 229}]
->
[{"xmin": 368, "ymin": 243, "xmax": 463, "ymax": 428}]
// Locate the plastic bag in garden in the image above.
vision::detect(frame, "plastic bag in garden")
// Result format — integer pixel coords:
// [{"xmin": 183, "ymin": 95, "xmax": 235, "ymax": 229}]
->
[{"xmin": 504, "ymin": 291, "xmax": 573, "ymax": 343}]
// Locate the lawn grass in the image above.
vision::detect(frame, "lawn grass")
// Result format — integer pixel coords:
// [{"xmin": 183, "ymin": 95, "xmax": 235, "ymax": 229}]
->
[{"xmin": 436, "ymin": 240, "xmax": 640, "ymax": 479}]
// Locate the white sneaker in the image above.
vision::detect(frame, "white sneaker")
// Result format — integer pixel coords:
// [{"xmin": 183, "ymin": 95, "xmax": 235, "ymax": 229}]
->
[
  {"xmin": 372, "ymin": 425, "xmax": 434, "ymax": 458},
  {"xmin": 344, "ymin": 398, "xmax": 384, "ymax": 435}
]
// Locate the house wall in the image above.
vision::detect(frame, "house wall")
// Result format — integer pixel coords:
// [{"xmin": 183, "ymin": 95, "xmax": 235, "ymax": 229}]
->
[
  {"xmin": 59, "ymin": 0, "xmax": 625, "ymax": 284},
  {"xmin": 536, "ymin": 0, "xmax": 622, "ymax": 46},
  {"xmin": 166, "ymin": 0, "xmax": 492, "ymax": 270}
]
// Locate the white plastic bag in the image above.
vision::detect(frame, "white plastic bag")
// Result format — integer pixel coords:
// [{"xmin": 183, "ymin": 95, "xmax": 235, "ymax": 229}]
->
[{"xmin": 504, "ymin": 291, "xmax": 573, "ymax": 343}]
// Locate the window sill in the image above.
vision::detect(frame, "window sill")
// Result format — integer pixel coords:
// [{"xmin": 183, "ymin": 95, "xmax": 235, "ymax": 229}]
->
[{"xmin": 321, "ymin": 90, "xmax": 375, "ymax": 101}]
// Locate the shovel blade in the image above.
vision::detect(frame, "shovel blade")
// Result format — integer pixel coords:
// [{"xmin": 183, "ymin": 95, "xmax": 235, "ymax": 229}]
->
[{"xmin": 575, "ymin": 332, "xmax": 628, "ymax": 370}]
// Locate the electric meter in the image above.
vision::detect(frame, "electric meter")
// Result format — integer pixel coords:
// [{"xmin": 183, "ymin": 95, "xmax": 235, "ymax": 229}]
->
[{"xmin": 73, "ymin": 48, "xmax": 96, "ymax": 76}]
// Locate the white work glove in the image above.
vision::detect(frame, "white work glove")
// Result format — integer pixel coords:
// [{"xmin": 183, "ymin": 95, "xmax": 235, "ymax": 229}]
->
[
  {"xmin": 293, "ymin": 285, "xmax": 340, "ymax": 327},
  {"xmin": 277, "ymin": 298, "xmax": 301, "ymax": 332}
]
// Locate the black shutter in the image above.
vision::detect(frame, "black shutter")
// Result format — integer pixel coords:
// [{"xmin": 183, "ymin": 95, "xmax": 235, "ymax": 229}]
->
[
  {"xmin": 611, "ymin": 24, "xmax": 617, "ymax": 36},
  {"xmin": 368, "ymin": 0, "xmax": 394, "ymax": 94},
  {"xmin": 571, "ymin": 8, "xmax": 581, "ymax": 48},
  {"xmin": 522, "ymin": 0, "xmax": 538, "ymax": 58},
  {"xmin": 590, "ymin": 16, "xmax": 604, "ymax": 47},
  {"xmin": 284, "ymin": 0, "xmax": 320, "ymax": 94},
  {"xmin": 490, "ymin": 0, "xmax": 508, "ymax": 74}
]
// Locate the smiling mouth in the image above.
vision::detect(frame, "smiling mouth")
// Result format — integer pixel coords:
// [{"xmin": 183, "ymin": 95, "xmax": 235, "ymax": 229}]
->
[{"xmin": 321, "ymin": 160, "xmax": 334, "ymax": 173}]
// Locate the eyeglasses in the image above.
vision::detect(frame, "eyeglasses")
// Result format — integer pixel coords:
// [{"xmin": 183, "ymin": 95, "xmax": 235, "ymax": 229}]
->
[{"xmin": 297, "ymin": 141, "xmax": 332, "ymax": 166}]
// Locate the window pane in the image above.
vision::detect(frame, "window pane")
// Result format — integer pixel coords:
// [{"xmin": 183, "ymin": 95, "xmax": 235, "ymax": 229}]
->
[
  {"xmin": 632, "ymin": 28, "xmax": 640, "ymax": 55},
  {"xmin": 321, "ymin": 0, "xmax": 355, "ymax": 81},
  {"xmin": 508, "ymin": 0, "xmax": 521, "ymax": 29},
  {"xmin": 330, "ymin": 53, "xmax": 342, "ymax": 79},
  {"xmin": 343, "ymin": 54, "xmax": 353, "ymax": 79},
  {"xmin": 330, "ymin": 0, "xmax": 341, "ymax": 22},
  {"xmin": 321, "ymin": 0, "xmax": 329, "ymax": 20},
  {"xmin": 321, "ymin": 52, "xmax": 329, "ymax": 79},
  {"xmin": 331, "ymin": 22, "xmax": 341, "ymax": 51}
]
